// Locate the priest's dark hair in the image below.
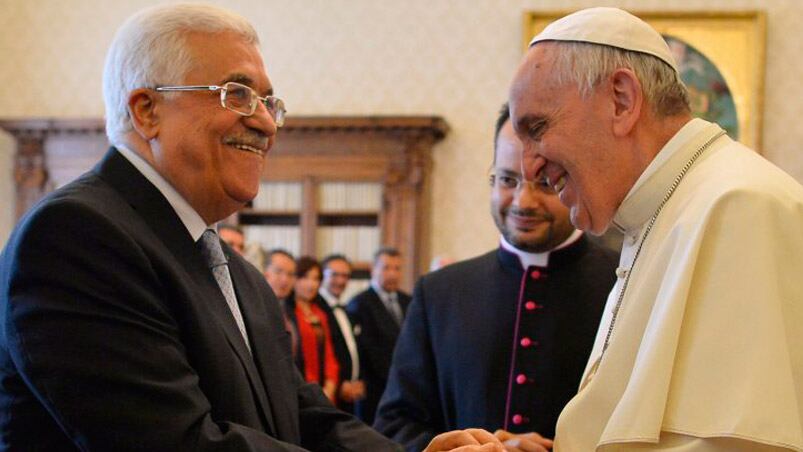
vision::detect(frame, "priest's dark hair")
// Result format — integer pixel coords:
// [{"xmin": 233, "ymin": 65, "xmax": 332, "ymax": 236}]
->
[{"xmin": 493, "ymin": 102, "xmax": 510, "ymax": 164}]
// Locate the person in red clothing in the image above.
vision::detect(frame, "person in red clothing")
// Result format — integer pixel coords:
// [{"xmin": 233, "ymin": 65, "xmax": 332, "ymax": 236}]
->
[{"xmin": 289, "ymin": 256, "xmax": 340, "ymax": 402}]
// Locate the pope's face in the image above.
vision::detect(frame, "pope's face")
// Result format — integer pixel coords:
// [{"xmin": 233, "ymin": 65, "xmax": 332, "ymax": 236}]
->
[
  {"xmin": 509, "ymin": 43, "xmax": 624, "ymax": 235},
  {"xmin": 150, "ymin": 31, "xmax": 278, "ymax": 224}
]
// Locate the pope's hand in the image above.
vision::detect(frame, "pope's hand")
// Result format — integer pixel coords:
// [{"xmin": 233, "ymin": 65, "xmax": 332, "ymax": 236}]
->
[
  {"xmin": 493, "ymin": 430, "xmax": 553, "ymax": 452},
  {"xmin": 423, "ymin": 429, "xmax": 505, "ymax": 452}
]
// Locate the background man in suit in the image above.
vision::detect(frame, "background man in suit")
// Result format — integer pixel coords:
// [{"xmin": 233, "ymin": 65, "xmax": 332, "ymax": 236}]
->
[
  {"xmin": 319, "ymin": 254, "xmax": 366, "ymax": 413},
  {"xmin": 375, "ymin": 105, "xmax": 618, "ymax": 452},
  {"xmin": 0, "ymin": 3, "xmax": 397, "ymax": 450},
  {"xmin": 265, "ymin": 248, "xmax": 303, "ymax": 369},
  {"xmin": 347, "ymin": 247, "xmax": 411, "ymax": 425},
  {"xmin": 218, "ymin": 223, "xmax": 245, "ymax": 255}
]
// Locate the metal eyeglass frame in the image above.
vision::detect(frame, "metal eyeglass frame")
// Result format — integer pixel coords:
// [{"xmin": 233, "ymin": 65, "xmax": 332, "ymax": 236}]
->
[{"xmin": 156, "ymin": 81, "xmax": 286, "ymax": 127}]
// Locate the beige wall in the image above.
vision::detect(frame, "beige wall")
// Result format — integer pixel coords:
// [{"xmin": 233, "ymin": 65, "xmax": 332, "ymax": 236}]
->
[{"xmin": 1, "ymin": 0, "xmax": 801, "ymax": 260}]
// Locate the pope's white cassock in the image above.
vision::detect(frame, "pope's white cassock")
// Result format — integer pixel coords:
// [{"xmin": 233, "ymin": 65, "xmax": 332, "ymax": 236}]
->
[{"xmin": 555, "ymin": 118, "xmax": 803, "ymax": 451}]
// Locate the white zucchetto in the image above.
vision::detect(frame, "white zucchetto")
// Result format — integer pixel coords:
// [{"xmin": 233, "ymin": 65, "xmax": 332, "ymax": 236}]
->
[{"xmin": 529, "ymin": 7, "xmax": 678, "ymax": 73}]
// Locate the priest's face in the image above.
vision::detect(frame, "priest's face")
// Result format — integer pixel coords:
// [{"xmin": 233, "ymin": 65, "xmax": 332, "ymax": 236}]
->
[
  {"xmin": 509, "ymin": 42, "xmax": 624, "ymax": 235},
  {"xmin": 491, "ymin": 120, "xmax": 574, "ymax": 252}
]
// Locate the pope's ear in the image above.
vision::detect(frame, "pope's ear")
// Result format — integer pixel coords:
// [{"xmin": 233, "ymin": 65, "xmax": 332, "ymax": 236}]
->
[
  {"xmin": 128, "ymin": 88, "xmax": 160, "ymax": 140},
  {"xmin": 609, "ymin": 68, "xmax": 643, "ymax": 137}
]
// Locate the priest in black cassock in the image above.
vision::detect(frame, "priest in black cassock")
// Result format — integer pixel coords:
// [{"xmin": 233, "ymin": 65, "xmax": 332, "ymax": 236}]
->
[{"xmin": 374, "ymin": 104, "xmax": 619, "ymax": 452}]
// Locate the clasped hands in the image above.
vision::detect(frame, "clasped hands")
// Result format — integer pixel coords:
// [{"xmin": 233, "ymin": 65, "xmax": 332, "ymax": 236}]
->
[{"xmin": 423, "ymin": 428, "xmax": 553, "ymax": 452}]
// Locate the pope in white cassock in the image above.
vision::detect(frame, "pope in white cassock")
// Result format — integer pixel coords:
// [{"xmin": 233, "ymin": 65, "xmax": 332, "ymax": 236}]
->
[{"xmin": 424, "ymin": 7, "xmax": 803, "ymax": 452}]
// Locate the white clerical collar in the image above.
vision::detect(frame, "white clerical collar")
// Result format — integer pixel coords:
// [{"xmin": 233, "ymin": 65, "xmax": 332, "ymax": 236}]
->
[
  {"xmin": 116, "ymin": 144, "xmax": 208, "ymax": 241},
  {"xmin": 319, "ymin": 287, "xmax": 342, "ymax": 307},
  {"xmin": 499, "ymin": 229, "xmax": 583, "ymax": 268},
  {"xmin": 612, "ymin": 118, "xmax": 724, "ymax": 234}
]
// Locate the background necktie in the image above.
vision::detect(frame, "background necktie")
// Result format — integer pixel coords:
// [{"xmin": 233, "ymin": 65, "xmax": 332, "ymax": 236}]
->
[
  {"xmin": 387, "ymin": 292, "xmax": 403, "ymax": 326},
  {"xmin": 198, "ymin": 229, "xmax": 251, "ymax": 352}
]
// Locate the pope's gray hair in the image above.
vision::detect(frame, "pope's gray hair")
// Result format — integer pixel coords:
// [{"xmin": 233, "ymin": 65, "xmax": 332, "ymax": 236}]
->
[
  {"xmin": 548, "ymin": 41, "xmax": 690, "ymax": 117},
  {"xmin": 103, "ymin": 3, "xmax": 260, "ymax": 146}
]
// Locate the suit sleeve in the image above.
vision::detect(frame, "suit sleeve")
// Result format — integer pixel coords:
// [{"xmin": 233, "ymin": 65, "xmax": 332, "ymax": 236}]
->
[
  {"xmin": 373, "ymin": 278, "xmax": 445, "ymax": 452},
  {"xmin": 0, "ymin": 199, "xmax": 342, "ymax": 451}
]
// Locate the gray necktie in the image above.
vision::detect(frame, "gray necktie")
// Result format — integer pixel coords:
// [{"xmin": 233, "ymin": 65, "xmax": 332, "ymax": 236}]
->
[
  {"xmin": 387, "ymin": 292, "xmax": 403, "ymax": 326},
  {"xmin": 198, "ymin": 229, "xmax": 251, "ymax": 352}
]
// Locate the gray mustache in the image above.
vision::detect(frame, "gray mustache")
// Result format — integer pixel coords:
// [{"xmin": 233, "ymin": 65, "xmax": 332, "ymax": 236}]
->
[{"xmin": 223, "ymin": 134, "xmax": 268, "ymax": 149}]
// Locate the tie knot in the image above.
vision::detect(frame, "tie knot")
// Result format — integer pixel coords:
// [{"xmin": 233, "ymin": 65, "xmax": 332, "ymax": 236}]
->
[{"xmin": 198, "ymin": 229, "xmax": 228, "ymax": 268}]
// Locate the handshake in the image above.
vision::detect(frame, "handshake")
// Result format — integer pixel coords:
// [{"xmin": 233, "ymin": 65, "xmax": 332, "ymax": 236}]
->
[{"xmin": 424, "ymin": 429, "xmax": 553, "ymax": 452}]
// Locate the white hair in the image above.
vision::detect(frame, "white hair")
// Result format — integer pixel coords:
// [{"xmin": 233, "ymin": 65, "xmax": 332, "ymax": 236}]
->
[
  {"xmin": 102, "ymin": 3, "xmax": 260, "ymax": 146},
  {"xmin": 549, "ymin": 41, "xmax": 690, "ymax": 117}
]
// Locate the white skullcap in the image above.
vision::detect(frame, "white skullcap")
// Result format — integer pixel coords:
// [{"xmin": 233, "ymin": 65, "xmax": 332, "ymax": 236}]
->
[{"xmin": 529, "ymin": 7, "xmax": 678, "ymax": 73}]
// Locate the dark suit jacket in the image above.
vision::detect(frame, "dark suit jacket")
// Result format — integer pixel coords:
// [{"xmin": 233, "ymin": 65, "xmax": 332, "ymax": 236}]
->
[
  {"xmin": 0, "ymin": 149, "xmax": 399, "ymax": 451},
  {"xmin": 374, "ymin": 240, "xmax": 619, "ymax": 451},
  {"xmin": 346, "ymin": 287, "xmax": 411, "ymax": 425}
]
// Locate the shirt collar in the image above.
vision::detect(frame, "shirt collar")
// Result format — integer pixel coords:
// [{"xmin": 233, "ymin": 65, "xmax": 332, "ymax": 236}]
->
[
  {"xmin": 371, "ymin": 281, "xmax": 394, "ymax": 302},
  {"xmin": 320, "ymin": 287, "xmax": 342, "ymax": 307},
  {"xmin": 499, "ymin": 228, "xmax": 583, "ymax": 268},
  {"xmin": 116, "ymin": 145, "xmax": 209, "ymax": 241},
  {"xmin": 612, "ymin": 118, "xmax": 724, "ymax": 234}
]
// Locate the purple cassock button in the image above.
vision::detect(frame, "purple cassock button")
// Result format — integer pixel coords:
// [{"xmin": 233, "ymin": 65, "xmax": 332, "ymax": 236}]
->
[
  {"xmin": 525, "ymin": 301, "xmax": 537, "ymax": 311},
  {"xmin": 516, "ymin": 374, "xmax": 528, "ymax": 385},
  {"xmin": 530, "ymin": 269, "xmax": 542, "ymax": 279},
  {"xmin": 520, "ymin": 337, "xmax": 532, "ymax": 347},
  {"xmin": 512, "ymin": 414, "xmax": 527, "ymax": 425}
]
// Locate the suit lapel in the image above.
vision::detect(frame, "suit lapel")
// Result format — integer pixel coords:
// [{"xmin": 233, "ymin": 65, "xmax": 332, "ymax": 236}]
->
[
  {"xmin": 369, "ymin": 289, "xmax": 400, "ymax": 337},
  {"xmin": 95, "ymin": 148, "xmax": 277, "ymax": 435},
  {"xmin": 226, "ymin": 257, "xmax": 286, "ymax": 437}
]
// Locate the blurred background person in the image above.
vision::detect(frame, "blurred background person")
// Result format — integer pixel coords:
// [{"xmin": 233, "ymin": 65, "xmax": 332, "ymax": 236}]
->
[
  {"xmin": 428, "ymin": 254, "xmax": 455, "ymax": 272},
  {"xmin": 347, "ymin": 247, "xmax": 411, "ymax": 424},
  {"xmin": 319, "ymin": 254, "xmax": 366, "ymax": 413},
  {"xmin": 289, "ymin": 256, "xmax": 340, "ymax": 402},
  {"xmin": 217, "ymin": 223, "xmax": 245, "ymax": 255},
  {"xmin": 264, "ymin": 248, "xmax": 302, "ymax": 368}
]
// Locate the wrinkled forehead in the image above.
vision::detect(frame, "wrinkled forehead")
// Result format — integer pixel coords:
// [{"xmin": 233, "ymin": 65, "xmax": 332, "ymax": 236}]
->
[{"xmin": 510, "ymin": 44, "xmax": 559, "ymax": 104}]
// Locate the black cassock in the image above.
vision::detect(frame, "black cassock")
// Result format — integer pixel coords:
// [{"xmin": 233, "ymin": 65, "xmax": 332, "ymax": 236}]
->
[{"xmin": 375, "ymin": 237, "xmax": 618, "ymax": 451}]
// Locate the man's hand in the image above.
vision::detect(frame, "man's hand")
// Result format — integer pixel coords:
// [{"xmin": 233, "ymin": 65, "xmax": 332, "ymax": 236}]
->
[
  {"xmin": 493, "ymin": 430, "xmax": 553, "ymax": 452},
  {"xmin": 338, "ymin": 380, "xmax": 366, "ymax": 402},
  {"xmin": 424, "ymin": 429, "xmax": 505, "ymax": 452}
]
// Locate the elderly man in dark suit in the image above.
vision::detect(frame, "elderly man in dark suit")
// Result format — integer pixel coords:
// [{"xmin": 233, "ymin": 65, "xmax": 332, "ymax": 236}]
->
[
  {"xmin": 0, "ymin": 4, "xmax": 398, "ymax": 451},
  {"xmin": 374, "ymin": 105, "xmax": 618, "ymax": 452},
  {"xmin": 347, "ymin": 247, "xmax": 411, "ymax": 425}
]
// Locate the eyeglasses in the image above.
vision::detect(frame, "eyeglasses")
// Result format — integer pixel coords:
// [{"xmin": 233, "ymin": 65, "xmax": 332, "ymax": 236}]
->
[
  {"xmin": 489, "ymin": 172, "xmax": 556, "ymax": 195},
  {"xmin": 156, "ymin": 81, "xmax": 286, "ymax": 127}
]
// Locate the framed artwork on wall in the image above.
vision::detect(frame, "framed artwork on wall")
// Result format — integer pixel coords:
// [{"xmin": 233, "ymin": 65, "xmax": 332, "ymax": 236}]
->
[{"xmin": 523, "ymin": 11, "xmax": 766, "ymax": 152}]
